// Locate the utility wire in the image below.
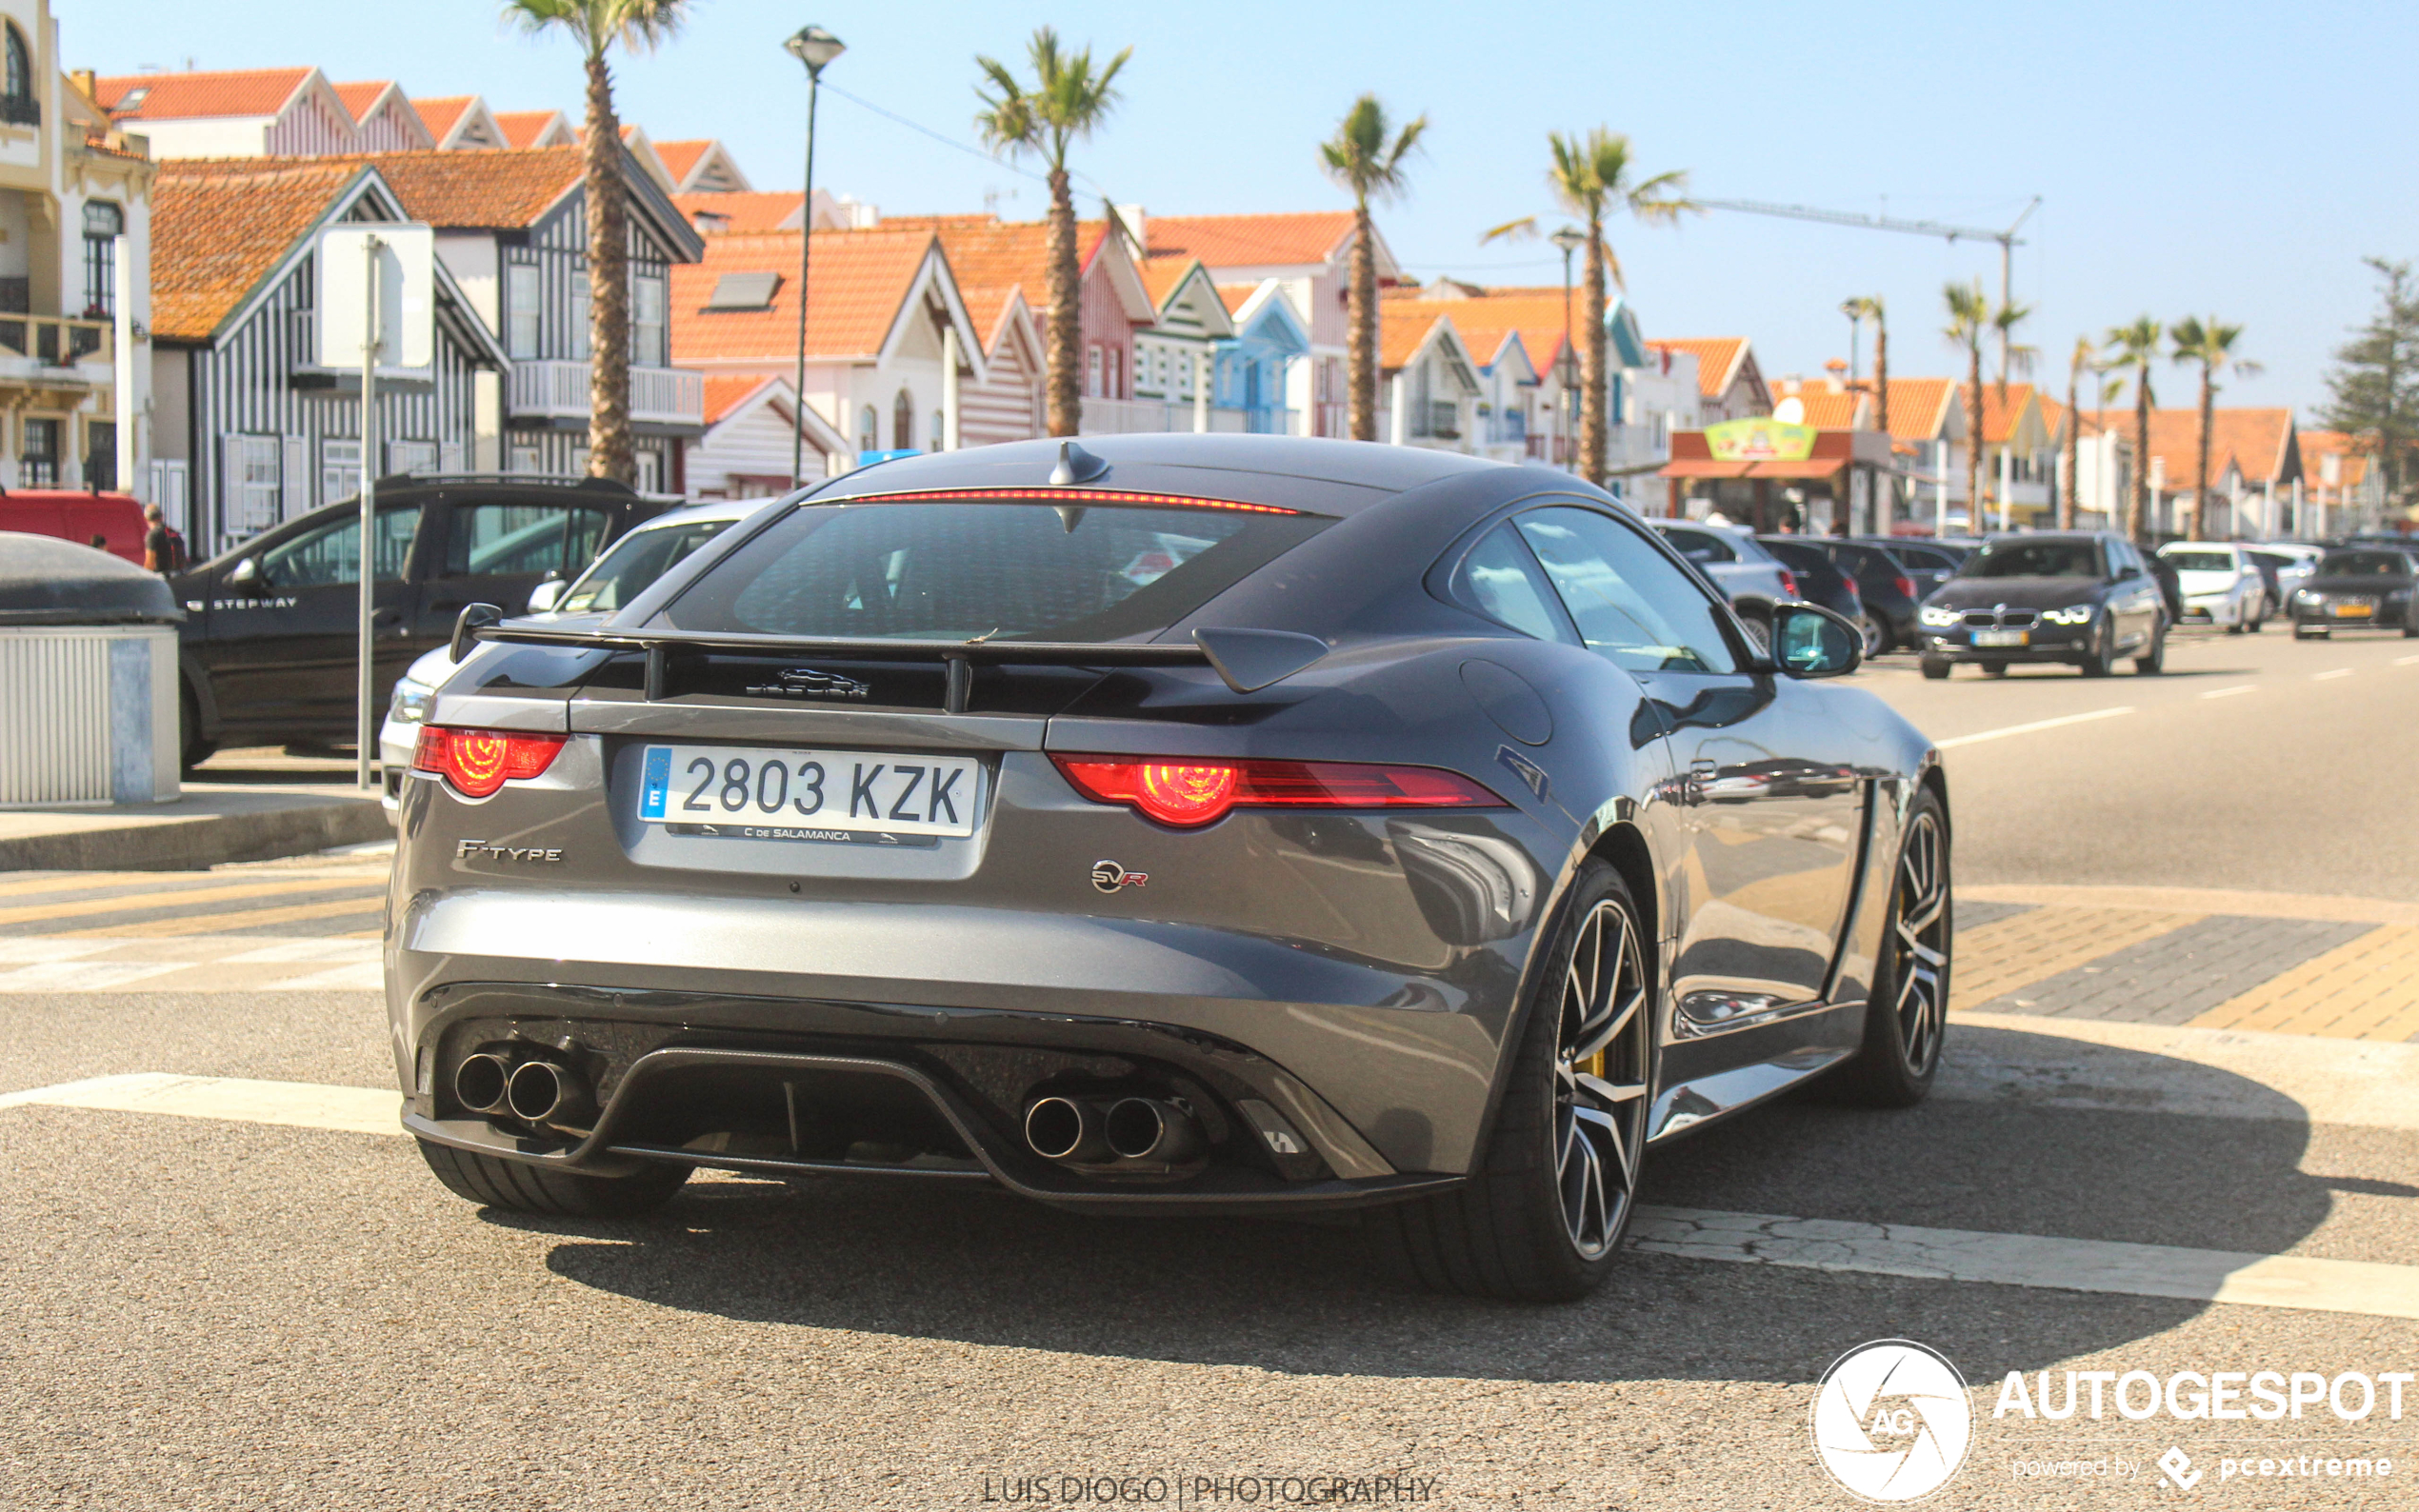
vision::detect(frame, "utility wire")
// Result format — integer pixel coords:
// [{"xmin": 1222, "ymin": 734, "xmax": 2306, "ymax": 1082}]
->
[{"xmin": 818, "ymin": 81, "xmax": 1110, "ymax": 201}]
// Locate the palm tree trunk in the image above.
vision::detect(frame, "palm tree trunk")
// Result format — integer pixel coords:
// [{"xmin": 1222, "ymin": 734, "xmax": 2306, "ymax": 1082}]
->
[
  {"xmin": 1965, "ymin": 344, "xmax": 1984, "ymax": 529},
  {"xmin": 1871, "ymin": 321, "xmax": 1889, "ymax": 437},
  {"xmin": 2193, "ymin": 365, "xmax": 2215, "ymax": 541},
  {"xmin": 1348, "ymin": 200, "xmax": 1376, "ymax": 442},
  {"xmin": 582, "ymin": 50, "xmax": 632, "ymax": 483},
  {"xmin": 2062, "ymin": 367, "xmax": 2080, "ymax": 530},
  {"xmin": 2130, "ymin": 383, "xmax": 2150, "ymax": 545},
  {"xmin": 1044, "ymin": 168, "xmax": 1081, "ymax": 438},
  {"xmin": 1580, "ymin": 218, "xmax": 1608, "ymax": 486}
]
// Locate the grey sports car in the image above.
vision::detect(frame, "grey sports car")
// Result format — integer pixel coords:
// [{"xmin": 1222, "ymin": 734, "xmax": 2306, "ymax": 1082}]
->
[{"xmin": 389, "ymin": 435, "xmax": 1951, "ymax": 1302}]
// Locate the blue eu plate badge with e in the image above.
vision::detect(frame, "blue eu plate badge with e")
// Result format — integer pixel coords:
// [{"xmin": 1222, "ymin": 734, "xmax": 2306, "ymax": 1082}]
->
[{"xmin": 639, "ymin": 746, "xmax": 671, "ymax": 820}]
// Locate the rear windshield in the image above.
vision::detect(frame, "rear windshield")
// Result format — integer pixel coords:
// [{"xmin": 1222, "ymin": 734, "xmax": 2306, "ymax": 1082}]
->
[
  {"xmin": 658, "ymin": 499, "xmax": 1329, "ymax": 642},
  {"xmin": 2316, "ymin": 550, "xmax": 2412, "ymax": 578},
  {"xmin": 2162, "ymin": 550, "xmax": 2236, "ymax": 573},
  {"xmin": 1758, "ymin": 538, "xmax": 1829, "ymax": 573},
  {"xmin": 1960, "ymin": 540, "xmax": 2102, "ymax": 579}
]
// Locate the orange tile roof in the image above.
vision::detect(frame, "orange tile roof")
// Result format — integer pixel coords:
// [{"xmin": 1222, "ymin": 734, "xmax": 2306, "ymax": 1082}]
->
[
  {"xmin": 881, "ymin": 214, "xmax": 1111, "ymax": 309},
  {"xmin": 1139, "ymin": 254, "xmax": 1200, "ymax": 311},
  {"xmin": 171, "ymin": 148, "xmax": 584, "ymax": 229},
  {"xmin": 1769, "ymin": 381, "xmax": 1866, "ymax": 430},
  {"xmin": 1381, "ymin": 309, "xmax": 1450, "ymax": 370},
  {"xmin": 1646, "ymin": 338, "xmax": 1749, "ymax": 399},
  {"xmin": 1381, "ymin": 288, "xmax": 1573, "ymax": 375},
  {"xmin": 1979, "ymin": 382, "xmax": 2040, "ymax": 445},
  {"xmin": 492, "ymin": 109, "xmax": 568, "ymax": 149},
  {"xmin": 150, "ymin": 158, "xmax": 365, "ymax": 341},
  {"xmin": 1142, "ymin": 211, "xmax": 1355, "ymax": 269},
  {"xmin": 1873, "ymin": 376, "xmax": 1957, "ymax": 441},
  {"xmin": 670, "ymin": 229, "xmax": 936, "ymax": 364},
  {"xmin": 2038, "ymin": 394, "xmax": 2069, "ymax": 438},
  {"xmin": 2077, "ymin": 407, "xmax": 2297, "ymax": 487},
  {"xmin": 677, "ymin": 189, "xmax": 802, "ymax": 234},
  {"xmin": 704, "ymin": 374, "xmax": 778, "ymax": 427},
  {"xmin": 330, "ymin": 81, "xmax": 392, "ymax": 121},
  {"xmin": 652, "ymin": 139, "xmax": 714, "ymax": 186},
  {"xmin": 412, "ymin": 95, "xmax": 475, "ymax": 140},
  {"xmin": 1216, "ymin": 283, "xmax": 1259, "ymax": 315},
  {"xmin": 2299, "ymin": 429, "xmax": 2370, "ymax": 488},
  {"xmin": 959, "ymin": 285, "xmax": 1030, "ymax": 350},
  {"xmin": 96, "ymin": 68, "xmax": 310, "ymax": 120}
]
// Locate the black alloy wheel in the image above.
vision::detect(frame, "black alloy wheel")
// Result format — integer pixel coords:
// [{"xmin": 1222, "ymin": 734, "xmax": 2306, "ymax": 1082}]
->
[
  {"xmin": 1368, "ymin": 861, "xmax": 1654, "ymax": 1301},
  {"xmin": 2079, "ymin": 618, "xmax": 2114, "ymax": 677},
  {"xmin": 2133, "ymin": 623, "xmax": 2166, "ymax": 674},
  {"xmin": 1831, "ymin": 790, "xmax": 1950, "ymax": 1106}
]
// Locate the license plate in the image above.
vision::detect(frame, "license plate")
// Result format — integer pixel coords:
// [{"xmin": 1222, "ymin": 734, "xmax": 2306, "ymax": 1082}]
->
[
  {"xmin": 2333, "ymin": 603, "xmax": 2373, "ymax": 618},
  {"xmin": 1972, "ymin": 628, "xmax": 2029, "ymax": 647},
  {"xmin": 637, "ymin": 745, "xmax": 981, "ymax": 839}
]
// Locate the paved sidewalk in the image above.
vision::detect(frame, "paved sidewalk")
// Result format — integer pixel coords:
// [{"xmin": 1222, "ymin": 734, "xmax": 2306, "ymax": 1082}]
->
[
  {"xmin": 1954, "ymin": 884, "xmax": 2419, "ymax": 1042},
  {"xmin": 0, "ymin": 748, "xmax": 390, "ymax": 871}
]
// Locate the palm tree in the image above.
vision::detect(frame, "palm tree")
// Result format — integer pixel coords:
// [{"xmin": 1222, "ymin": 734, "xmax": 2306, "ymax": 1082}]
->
[
  {"xmin": 2103, "ymin": 317, "xmax": 2163, "ymax": 544},
  {"xmin": 2169, "ymin": 315, "xmax": 2261, "ymax": 540},
  {"xmin": 1320, "ymin": 96, "xmax": 1426, "ymax": 443},
  {"xmin": 976, "ymin": 28, "xmax": 1131, "ymax": 438},
  {"xmin": 505, "ymin": 0, "xmax": 690, "ymax": 484},
  {"xmin": 1536, "ymin": 129, "xmax": 1690, "ymax": 486},
  {"xmin": 1843, "ymin": 295, "xmax": 1889, "ymax": 438},
  {"xmin": 2062, "ymin": 336, "xmax": 2096, "ymax": 529},
  {"xmin": 1943, "ymin": 282, "xmax": 1990, "ymax": 526}
]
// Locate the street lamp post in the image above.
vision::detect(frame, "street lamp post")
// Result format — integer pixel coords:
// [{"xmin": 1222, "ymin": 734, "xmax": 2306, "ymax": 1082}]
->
[
  {"xmin": 1549, "ymin": 226, "xmax": 1585, "ymax": 472},
  {"xmin": 785, "ymin": 25, "xmax": 845, "ymax": 490}
]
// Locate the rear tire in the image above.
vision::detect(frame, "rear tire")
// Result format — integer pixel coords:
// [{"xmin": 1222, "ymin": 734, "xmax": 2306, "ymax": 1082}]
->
[
  {"xmin": 179, "ymin": 686, "xmax": 215, "ymax": 773},
  {"xmin": 1366, "ymin": 861, "xmax": 1653, "ymax": 1302},
  {"xmin": 2079, "ymin": 621, "xmax": 2113, "ymax": 678},
  {"xmin": 1860, "ymin": 614, "xmax": 1890, "ymax": 658},
  {"xmin": 416, "ymin": 1138, "xmax": 689, "ymax": 1219},
  {"xmin": 1829, "ymin": 789, "xmax": 1950, "ymax": 1107},
  {"xmin": 2134, "ymin": 624, "xmax": 2166, "ymax": 675}
]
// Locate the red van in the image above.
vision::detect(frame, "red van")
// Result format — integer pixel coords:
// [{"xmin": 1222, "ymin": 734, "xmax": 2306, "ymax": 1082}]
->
[{"xmin": 0, "ymin": 489, "xmax": 149, "ymax": 565}]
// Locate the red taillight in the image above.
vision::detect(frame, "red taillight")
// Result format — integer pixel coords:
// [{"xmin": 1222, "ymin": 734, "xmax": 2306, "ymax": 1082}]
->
[
  {"xmin": 1778, "ymin": 569, "xmax": 1800, "ymax": 597},
  {"xmin": 411, "ymin": 726, "xmax": 566, "ymax": 798},
  {"xmin": 1051, "ymin": 754, "xmax": 1506, "ymax": 828},
  {"xmin": 1894, "ymin": 575, "xmax": 1918, "ymax": 601}
]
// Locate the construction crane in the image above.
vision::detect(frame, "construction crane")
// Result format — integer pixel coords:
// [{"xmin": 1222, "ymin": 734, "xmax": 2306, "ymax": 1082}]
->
[{"xmin": 1694, "ymin": 194, "xmax": 2042, "ymax": 382}]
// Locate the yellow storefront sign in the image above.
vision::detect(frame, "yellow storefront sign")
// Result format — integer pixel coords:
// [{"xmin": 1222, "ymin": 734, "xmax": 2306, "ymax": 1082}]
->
[{"xmin": 1705, "ymin": 417, "xmax": 1818, "ymax": 462}]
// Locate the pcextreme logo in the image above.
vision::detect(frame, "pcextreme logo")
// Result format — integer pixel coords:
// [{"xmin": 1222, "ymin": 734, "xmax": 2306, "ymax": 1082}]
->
[{"xmin": 1811, "ymin": 1340, "xmax": 1973, "ymax": 1502}]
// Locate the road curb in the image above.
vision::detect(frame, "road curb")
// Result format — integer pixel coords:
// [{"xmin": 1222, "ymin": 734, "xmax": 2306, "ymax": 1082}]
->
[{"xmin": 0, "ymin": 798, "xmax": 393, "ymax": 873}]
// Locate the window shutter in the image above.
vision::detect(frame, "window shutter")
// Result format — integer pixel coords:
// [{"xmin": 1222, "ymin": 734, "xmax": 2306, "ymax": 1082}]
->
[{"xmin": 281, "ymin": 435, "xmax": 308, "ymax": 518}]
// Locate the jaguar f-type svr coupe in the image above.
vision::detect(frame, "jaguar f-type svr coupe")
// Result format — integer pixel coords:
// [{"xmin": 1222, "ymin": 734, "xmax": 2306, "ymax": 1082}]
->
[{"xmin": 389, "ymin": 434, "xmax": 1952, "ymax": 1302}]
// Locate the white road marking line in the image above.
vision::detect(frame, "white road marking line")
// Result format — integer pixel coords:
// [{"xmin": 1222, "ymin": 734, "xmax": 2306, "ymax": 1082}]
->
[
  {"xmin": 2199, "ymin": 685, "xmax": 2257, "ymax": 699},
  {"xmin": 218, "ymin": 939, "xmax": 381, "ymax": 965},
  {"xmin": 2396, "ymin": 653, "xmax": 2419, "ymax": 665},
  {"xmin": 1935, "ymin": 706, "xmax": 2134, "ymax": 749},
  {"xmin": 0, "ymin": 938, "xmax": 121, "ymax": 964},
  {"xmin": 0, "ymin": 961, "xmax": 197, "ymax": 992},
  {"xmin": 270, "ymin": 963, "xmax": 385, "ymax": 991},
  {"xmin": 2315, "ymin": 668, "xmax": 2354, "ymax": 681},
  {"xmin": 1631, "ymin": 1207, "xmax": 2419, "ymax": 1322},
  {"xmin": 0, "ymin": 1072, "xmax": 398, "ymax": 1135}
]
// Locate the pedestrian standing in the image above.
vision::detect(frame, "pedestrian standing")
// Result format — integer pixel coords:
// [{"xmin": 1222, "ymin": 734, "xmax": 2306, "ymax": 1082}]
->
[{"xmin": 142, "ymin": 505, "xmax": 174, "ymax": 575}]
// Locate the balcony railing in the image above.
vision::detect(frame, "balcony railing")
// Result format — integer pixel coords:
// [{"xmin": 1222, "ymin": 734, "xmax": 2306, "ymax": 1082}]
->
[
  {"xmin": 0, "ymin": 94, "xmax": 39, "ymax": 128},
  {"xmin": 1079, "ymin": 397, "xmax": 1299, "ymax": 436},
  {"xmin": 510, "ymin": 358, "xmax": 704, "ymax": 428},
  {"xmin": 0, "ymin": 314, "xmax": 110, "ymax": 368}
]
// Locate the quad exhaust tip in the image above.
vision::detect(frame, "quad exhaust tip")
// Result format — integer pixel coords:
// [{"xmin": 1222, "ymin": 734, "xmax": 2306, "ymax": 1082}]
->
[
  {"xmin": 452, "ymin": 1052, "xmax": 512, "ymax": 1116},
  {"xmin": 1104, "ymin": 1097, "xmax": 1203, "ymax": 1164},
  {"xmin": 505, "ymin": 1059, "xmax": 592, "ymax": 1126},
  {"xmin": 1024, "ymin": 1096, "xmax": 1108, "ymax": 1164}
]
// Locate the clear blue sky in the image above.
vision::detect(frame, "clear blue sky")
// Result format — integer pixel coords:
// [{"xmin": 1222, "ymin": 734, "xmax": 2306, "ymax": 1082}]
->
[{"xmin": 68, "ymin": 0, "xmax": 2419, "ymax": 420}]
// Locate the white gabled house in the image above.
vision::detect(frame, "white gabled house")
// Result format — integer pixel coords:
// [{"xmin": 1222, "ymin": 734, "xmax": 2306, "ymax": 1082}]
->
[
  {"xmin": 686, "ymin": 375, "xmax": 845, "ymax": 500},
  {"xmin": 1378, "ymin": 310, "xmax": 1484, "ymax": 451}
]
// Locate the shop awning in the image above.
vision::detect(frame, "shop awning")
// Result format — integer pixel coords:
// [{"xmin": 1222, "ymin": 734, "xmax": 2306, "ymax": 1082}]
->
[
  {"xmin": 1658, "ymin": 458, "xmax": 1849, "ymax": 481},
  {"xmin": 1659, "ymin": 459, "xmax": 1754, "ymax": 479}
]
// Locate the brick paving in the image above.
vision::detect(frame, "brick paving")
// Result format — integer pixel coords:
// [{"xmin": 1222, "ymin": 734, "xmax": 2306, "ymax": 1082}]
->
[{"xmin": 1966, "ymin": 913, "xmax": 2376, "ymax": 1025}]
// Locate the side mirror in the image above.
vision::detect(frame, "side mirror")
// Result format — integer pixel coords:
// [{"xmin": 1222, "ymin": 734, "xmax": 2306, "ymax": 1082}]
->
[
  {"xmin": 228, "ymin": 556, "xmax": 263, "ymax": 590},
  {"xmin": 450, "ymin": 602, "xmax": 504, "ymax": 662},
  {"xmin": 526, "ymin": 578, "xmax": 566, "ymax": 614},
  {"xmin": 1771, "ymin": 603, "xmax": 1863, "ymax": 680},
  {"xmin": 2114, "ymin": 564, "xmax": 2141, "ymax": 580}
]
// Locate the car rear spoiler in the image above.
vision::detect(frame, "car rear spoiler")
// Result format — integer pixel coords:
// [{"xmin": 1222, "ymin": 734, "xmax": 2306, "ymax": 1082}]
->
[{"xmin": 453, "ymin": 606, "xmax": 1327, "ymax": 711}]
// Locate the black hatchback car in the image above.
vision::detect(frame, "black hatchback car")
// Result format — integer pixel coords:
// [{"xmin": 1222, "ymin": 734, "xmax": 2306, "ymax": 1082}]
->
[
  {"xmin": 2290, "ymin": 548, "xmax": 2419, "ymax": 638},
  {"xmin": 1916, "ymin": 531, "xmax": 2169, "ymax": 678},
  {"xmin": 173, "ymin": 475, "xmax": 663, "ymax": 765}
]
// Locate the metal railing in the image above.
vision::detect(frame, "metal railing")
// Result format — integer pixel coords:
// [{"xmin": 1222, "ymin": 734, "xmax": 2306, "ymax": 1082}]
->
[
  {"xmin": 509, "ymin": 359, "xmax": 704, "ymax": 427},
  {"xmin": 0, "ymin": 94, "xmax": 39, "ymax": 128}
]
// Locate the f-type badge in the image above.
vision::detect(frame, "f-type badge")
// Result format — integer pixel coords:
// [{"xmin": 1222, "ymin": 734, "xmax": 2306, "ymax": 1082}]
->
[
  {"xmin": 1090, "ymin": 860, "xmax": 1149, "ymax": 894},
  {"xmin": 745, "ymin": 666, "xmax": 872, "ymax": 700}
]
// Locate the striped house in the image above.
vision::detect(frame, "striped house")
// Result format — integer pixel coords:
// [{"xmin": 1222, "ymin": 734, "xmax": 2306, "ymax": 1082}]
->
[
  {"xmin": 687, "ymin": 375, "xmax": 844, "ymax": 500},
  {"xmin": 95, "ymin": 68, "xmax": 368, "ymax": 158},
  {"xmin": 147, "ymin": 158, "xmax": 507, "ymax": 555}
]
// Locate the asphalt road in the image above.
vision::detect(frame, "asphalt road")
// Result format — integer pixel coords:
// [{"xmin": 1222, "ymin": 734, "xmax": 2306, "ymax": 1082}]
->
[{"xmin": 3, "ymin": 625, "xmax": 2416, "ymax": 1510}]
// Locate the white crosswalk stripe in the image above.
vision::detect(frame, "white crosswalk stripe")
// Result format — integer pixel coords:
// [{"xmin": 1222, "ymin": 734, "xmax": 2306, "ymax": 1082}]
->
[{"xmin": 0, "ymin": 934, "xmax": 382, "ymax": 993}]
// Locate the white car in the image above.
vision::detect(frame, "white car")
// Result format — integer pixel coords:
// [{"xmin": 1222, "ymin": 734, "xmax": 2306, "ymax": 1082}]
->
[
  {"xmin": 379, "ymin": 497, "xmax": 769, "ymax": 808},
  {"xmin": 2156, "ymin": 542, "xmax": 2267, "ymax": 633}
]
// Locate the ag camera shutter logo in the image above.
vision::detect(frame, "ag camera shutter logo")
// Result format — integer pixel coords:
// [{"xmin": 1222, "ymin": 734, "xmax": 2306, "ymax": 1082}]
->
[{"xmin": 1811, "ymin": 1340, "xmax": 1973, "ymax": 1502}]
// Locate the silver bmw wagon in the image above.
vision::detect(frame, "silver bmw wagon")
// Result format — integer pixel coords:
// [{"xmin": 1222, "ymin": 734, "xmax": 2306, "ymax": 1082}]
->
[{"xmin": 388, "ymin": 435, "xmax": 1950, "ymax": 1301}]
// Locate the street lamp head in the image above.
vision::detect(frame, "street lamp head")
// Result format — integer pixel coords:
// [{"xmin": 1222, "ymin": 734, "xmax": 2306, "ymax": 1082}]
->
[
  {"xmin": 785, "ymin": 25, "xmax": 845, "ymax": 76},
  {"xmin": 1549, "ymin": 226, "xmax": 1587, "ymax": 256}
]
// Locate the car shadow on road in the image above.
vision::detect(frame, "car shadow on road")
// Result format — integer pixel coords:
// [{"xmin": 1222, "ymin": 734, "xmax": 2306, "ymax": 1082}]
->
[{"xmin": 501, "ymin": 1030, "xmax": 2323, "ymax": 1386}]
